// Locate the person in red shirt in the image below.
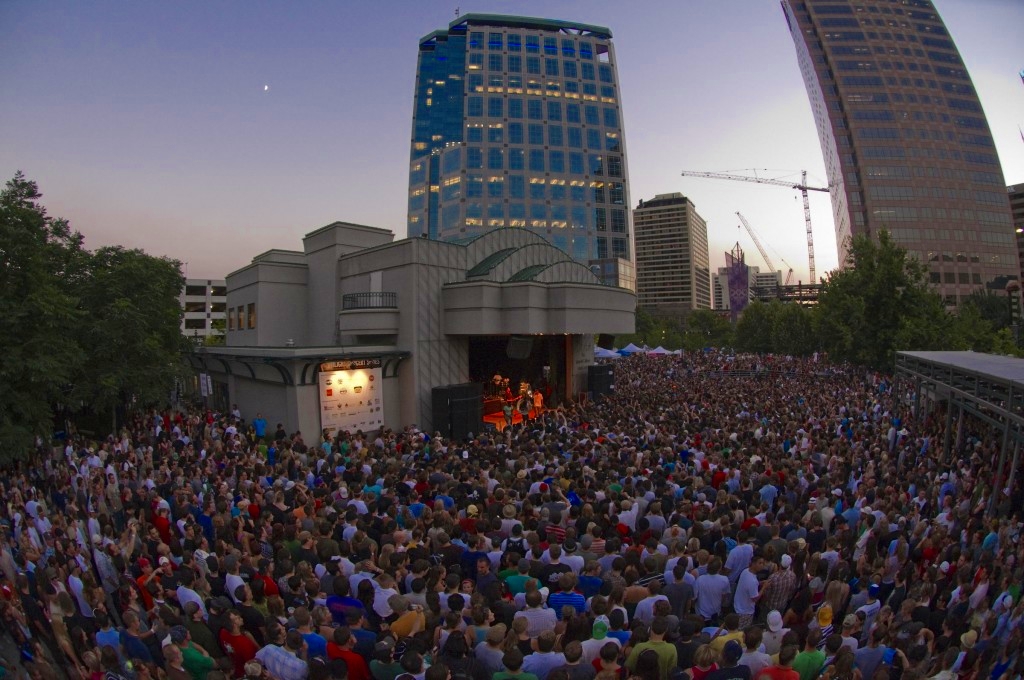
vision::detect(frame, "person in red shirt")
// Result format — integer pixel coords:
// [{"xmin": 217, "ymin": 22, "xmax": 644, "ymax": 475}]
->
[
  {"xmin": 136, "ymin": 558, "xmax": 158, "ymax": 611},
  {"xmin": 326, "ymin": 627, "xmax": 371, "ymax": 680},
  {"xmin": 219, "ymin": 609, "xmax": 259, "ymax": 678},
  {"xmin": 760, "ymin": 644, "xmax": 801, "ymax": 680},
  {"xmin": 152, "ymin": 505, "xmax": 172, "ymax": 545}
]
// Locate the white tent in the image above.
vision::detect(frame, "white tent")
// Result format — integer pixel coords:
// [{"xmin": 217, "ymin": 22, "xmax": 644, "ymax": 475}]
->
[
  {"xmin": 648, "ymin": 346, "xmax": 670, "ymax": 355},
  {"xmin": 594, "ymin": 346, "xmax": 620, "ymax": 359},
  {"xmin": 618, "ymin": 343, "xmax": 644, "ymax": 356}
]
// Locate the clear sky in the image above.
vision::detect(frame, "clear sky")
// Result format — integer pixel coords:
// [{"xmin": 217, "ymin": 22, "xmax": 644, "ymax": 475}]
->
[{"xmin": 2, "ymin": 0, "xmax": 1021, "ymax": 281}]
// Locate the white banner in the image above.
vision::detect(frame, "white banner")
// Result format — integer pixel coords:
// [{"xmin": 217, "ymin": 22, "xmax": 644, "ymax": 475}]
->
[
  {"xmin": 318, "ymin": 358, "xmax": 383, "ymax": 436},
  {"xmin": 199, "ymin": 373, "xmax": 209, "ymax": 397}
]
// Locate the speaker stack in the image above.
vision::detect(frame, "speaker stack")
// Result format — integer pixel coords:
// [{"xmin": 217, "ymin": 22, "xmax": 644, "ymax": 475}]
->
[
  {"xmin": 431, "ymin": 383, "xmax": 483, "ymax": 442},
  {"xmin": 588, "ymin": 364, "xmax": 615, "ymax": 398}
]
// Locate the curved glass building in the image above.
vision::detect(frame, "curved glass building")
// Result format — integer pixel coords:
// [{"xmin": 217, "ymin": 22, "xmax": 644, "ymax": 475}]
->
[{"xmin": 781, "ymin": 0, "xmax": 1018, "ymax": 303}]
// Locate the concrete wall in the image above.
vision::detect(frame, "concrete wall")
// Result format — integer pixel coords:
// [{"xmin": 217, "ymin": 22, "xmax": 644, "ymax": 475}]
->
[
  {"xmin": 303, "ymin": 223, "xmax": 394, "ymax": 346},
  {"xmin": 442, "ymin": 281, "xmax": 635, "ymax": 335},
  {"xmin": 226, "ymin": 256, "xmax": 308, "ymax": 347}
]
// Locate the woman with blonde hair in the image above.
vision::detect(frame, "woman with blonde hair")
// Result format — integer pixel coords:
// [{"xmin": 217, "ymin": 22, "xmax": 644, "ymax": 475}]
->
[{"xmin": 683, "ymin": 644, "xmax": 719, "ymax": 680}]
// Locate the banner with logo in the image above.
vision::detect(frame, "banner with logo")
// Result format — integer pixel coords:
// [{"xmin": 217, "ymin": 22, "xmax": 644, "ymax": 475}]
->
[{"xmin": 318, "ymin": 358, "xmax": 383, "ymax": 436}]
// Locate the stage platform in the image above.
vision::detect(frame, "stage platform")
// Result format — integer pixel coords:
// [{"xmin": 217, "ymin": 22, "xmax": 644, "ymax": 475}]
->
[{"xmin": 483, "ymin": 408, "xmax": 542, "ymax": 432}]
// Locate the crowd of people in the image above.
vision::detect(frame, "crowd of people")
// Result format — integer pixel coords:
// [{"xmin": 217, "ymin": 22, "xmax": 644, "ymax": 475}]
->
[{"xmin": 1, "ymin": 350, "xmax": 1022, "ymax": 680}]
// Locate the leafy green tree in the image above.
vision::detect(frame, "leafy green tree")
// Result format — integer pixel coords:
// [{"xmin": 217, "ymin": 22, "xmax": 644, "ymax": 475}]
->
[
  {"xmin": 734, "ymin": 301, "xmax": 776, "ymax": 354},
  {"xmin": 815, "ymin": 231, "xmax": 953, "ymax": 367},
  {"xmin": 959, "ymin": 289, "xmax": 1012, "ymax": 331},
  {"xmin": 770, "ymin": 301, "xmax": 816, "ymax": 356},
  {"xmin": 0, "ymin": 173, "xmax": 85, "ymax": 460},
  {"xmin": 72, "ymin": 246, "xmax": 189, "ymax": 422},
  {"xmin": 682, "ymin": 309, "xmax": 733, "ymax": 350}
]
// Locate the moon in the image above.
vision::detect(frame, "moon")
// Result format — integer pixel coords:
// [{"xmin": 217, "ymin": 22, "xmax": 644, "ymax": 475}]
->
[{"xmin": 264, "ymin": 85, "xmax": 269, "ymax": 92}]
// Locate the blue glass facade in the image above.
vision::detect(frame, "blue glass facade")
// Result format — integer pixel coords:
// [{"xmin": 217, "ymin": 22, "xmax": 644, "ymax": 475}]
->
[{"xmin": 409, "ymin": 14, "xmax": 632, "ymax": 264}]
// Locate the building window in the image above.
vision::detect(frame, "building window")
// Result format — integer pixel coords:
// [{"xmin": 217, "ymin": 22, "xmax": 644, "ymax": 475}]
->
[
  {"xmin": 527, "ymin": 100, "xmax": 543, "ymax": 120},
  {"xmin": 549, "ymin": 151, "xmax": 565, "ymax": 173},
  {"xmin": 508, "ymin": 98, "xmax": 523, "ymax": 118},
  {"xmin": 548, "ymin": 126, "xmax": 563, "ymax": 146},
  {"xmin": 526, "ymin": 35, "xmax": 540, "ymax": 53},
  {"xmin": 236, "ymin": 306, "xmax": 244, "ymax": 330},
  {"xmin": 544, "ymin": 37, "xmax": 558, "ymax": 55},
  {"xmin": 582, "ymin": 63, "xmax": 595, "ymax": 80},
  {"xmin": 488, "ymin": 32, "xmax": 502, "ymax": 50},
  {"xmin": 595, "ymin": 208, "xmax": 607, "ymax": 231},
  {"xmin": 603, "ymin": 108, "xmax": 619, "ymax": 128},
  {"xmin": 508, "ymin": 55, "xmax": 521, "ymax": 73},
  {"xmin": 599, "ymin": 64, "xmax": 614, "ymax": 83},
  {"xmin": 185, "ymin": 301, "xmax": 205, "ymax": 313},
  {"xmin": 563, "ymin": 61, "xmax": 578, "ymax": 79},
  {"xmin": 611, "ymin": 209, "xmax": 626, "ymax": 232},
  {"xmin": 227, "ymin": 309, "xmax": 234, "ymax": 331},
  {"xmin": 469, "ymin": 32, "xmax": 484, "ymax": 49},
  {"xmin": 247, "ymin": 303, "xmax": 256, "ymax": 329},
  {"xmin": 488, "ymin": 54, "xmax": 502, "ymax": 71},
  {"xmin": 507, "ymin": 34, "xmax": 522, "ymax": 52},
  {"xmin": 468, "ymin": 97, "xmax": 483, "ymax": 117},
  {"xmin": 185, "ymin": 284, "xmax": 207, "ymax": 296},
  {"xmin": 467, "ymin": 148, "xmax": 483, "ymax": 169},
  {"xmin": 529, "ymin": 149, "xmax": 545, "ymax": 172},
  {"xmin": 547, "ymin": 101, "xmax": 562, "ymax": 121},
  {"xmin": 545, "ymin": 59, "xmax": 559, "ymax": 77},
  {"xmin": 509, "ymin": 148, "xmax": 524, "ymax": 170},
  {"xmin": 487, "ymin": 97, "xmax": 503, "ymax": 117},
  {"xmin": 487, "ymin": 148, "xmax": 503, "ymax": 170},
  {"xmin": 561, "ymin": 38, "xmax": 575, "ymax": 57}
]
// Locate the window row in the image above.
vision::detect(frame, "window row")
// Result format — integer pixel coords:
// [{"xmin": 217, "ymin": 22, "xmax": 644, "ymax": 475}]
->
[
  {"xmin": 468, "ymin": 32, "xmax": 599, "ymax": 60},
  {"xmin": 463, "ymin": 124, "xmax": 622, "ymax": 152},
  {"xmin": 467, "ymin": 97, "xmax": 620, "ymax": 127},
  {"xmin": 227, "ymin": 304, "xmax": 256, "ymax": 331},
  {"xmin": 440, "ymin": 174, "xmax": 625, "ymax": 203},
  {"xmin": 442, "ymin": 201, "xmax": 626, "ymax": 230}
]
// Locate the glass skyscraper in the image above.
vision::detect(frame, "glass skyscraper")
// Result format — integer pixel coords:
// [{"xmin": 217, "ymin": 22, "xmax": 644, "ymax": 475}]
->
[
  {"xmin": 408, "ymin": 14, "xmax": 632, "ymax": 265},
  {"xmin": 782, "ymin": 0, "xmax": 1018, "ymax": 303}
]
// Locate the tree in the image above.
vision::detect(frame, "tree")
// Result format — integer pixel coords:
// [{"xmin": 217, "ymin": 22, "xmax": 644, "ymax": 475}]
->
[
  {"xmin": 681, "ymin": 309, "xmax": 733, "ymax": 350},
  {"xmin": 0, "ymin": 173, "xmax": 85, "ymax": 460},
  {"xmin": 770, "ymin": 301, "xmax": 816, "ymax": 356},
  {"xmin": 734, "ymin": 301, "xmax": 776, "ymax": 354},
  {"xmin": 815, "ymin": 231, "xmax": 954, "ymax": 367},
  {"xmin": 71, "ymin": 246, "xmax": 189, "ymax": 422}
]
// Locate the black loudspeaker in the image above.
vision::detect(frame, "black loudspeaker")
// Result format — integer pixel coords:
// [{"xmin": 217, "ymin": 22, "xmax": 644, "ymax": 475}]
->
[
  {"xmin": 597, "ymin": 334, "xmax": 616, "ymax": 350},
  {"xmin": 588, "ymin": 364, "xmax": 614, "ymax": 397},
  {"xmin": 432, "ymin": 383, "xmax": 483, "ymax": 441},
  {"xmin": 506, "ymin": 335, "xmax": 533, "ymax": 360}
]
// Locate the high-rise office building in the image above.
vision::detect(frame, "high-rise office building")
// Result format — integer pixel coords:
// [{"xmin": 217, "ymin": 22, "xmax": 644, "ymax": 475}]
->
[
  {"xmin": 782, "ymin": 0, "xmax": 1018, "ymax": 303},
  {"xmin": 408, "ymin": 14, "xmax": 632, "ymax": 271},
  {"xmin": 633, "ymin": 193, "xmax": 711, "ymax": 311},
  {"xmin": 1010, "ymin": 183, "xmax": 1024, "ymax": 284}
]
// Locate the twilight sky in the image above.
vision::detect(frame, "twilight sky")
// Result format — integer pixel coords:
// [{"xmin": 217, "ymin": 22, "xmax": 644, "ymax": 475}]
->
[{"xmin": 2, "ymin": 0, "xmax": 1022, "ymax": 281}]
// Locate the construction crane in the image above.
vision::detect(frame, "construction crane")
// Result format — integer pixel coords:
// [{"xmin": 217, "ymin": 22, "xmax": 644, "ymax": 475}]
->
[
  {"xmin": 680, "ymin": 169, "xmax": 829, "ymax": 282},
  {"xmin": 736, "ymin": 212, "xmax": 795, "ymax": 285}
]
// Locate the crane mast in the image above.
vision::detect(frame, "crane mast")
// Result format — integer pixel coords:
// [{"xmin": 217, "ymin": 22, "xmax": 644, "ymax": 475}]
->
[
  {"xmin": 680, "ymin": 169, "xmax": 829, "ymax": 282},
  {"xmin": 736, "ymin": 211, "xmax": 795, "ymax": 287}
]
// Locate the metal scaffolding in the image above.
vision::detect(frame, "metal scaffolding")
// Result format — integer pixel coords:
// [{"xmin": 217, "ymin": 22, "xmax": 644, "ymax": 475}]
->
[{"xmin": 895, "ymin": 351, "xmax": 1024, "ymax": 515}]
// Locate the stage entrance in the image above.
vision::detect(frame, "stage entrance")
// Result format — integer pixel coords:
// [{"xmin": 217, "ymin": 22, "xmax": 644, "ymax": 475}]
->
[{"xmin": 468, "ymin": 335, "xmax": 569, "ymax": 430}]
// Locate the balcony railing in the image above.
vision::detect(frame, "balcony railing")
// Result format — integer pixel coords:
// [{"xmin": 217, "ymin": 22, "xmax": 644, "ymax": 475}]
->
[{"xmin": 342, "ymin": 292, "xmax": 397, "ymax": 310}]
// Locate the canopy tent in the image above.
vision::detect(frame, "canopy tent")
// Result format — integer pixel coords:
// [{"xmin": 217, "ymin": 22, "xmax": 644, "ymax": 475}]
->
[
  {"xmin": 618, "ymin": 343, "xmax": 644, "ymax": 356},
  {"xmin": 594, "ymin": 346, "xmax": 620, "ymax": 359},
  {"xmin": 648, "ymin": 346, "xmax": 671, "ymax": 355}
]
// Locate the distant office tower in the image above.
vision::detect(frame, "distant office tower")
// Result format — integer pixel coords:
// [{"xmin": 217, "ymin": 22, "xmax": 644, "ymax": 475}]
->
[
  {"xmin": 713, "ymin": 261, "xmax": 783, "ymax": 312},
  {"xmin": 782, "ymin": 0, "xmax": 1018, "ymax": 303},
  {"xmin": 633, "ymin": 193, "xmax": 711, "ymax": 311},
  {"xmin": 408, "ymin": 14, "xmax": 632, "ymax": 271}
]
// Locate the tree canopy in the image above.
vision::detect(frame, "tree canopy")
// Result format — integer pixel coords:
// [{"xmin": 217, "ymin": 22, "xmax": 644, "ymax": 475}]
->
[{"xmin": 0, "ymin": 173, "xmax": 187, "ymax": 461}]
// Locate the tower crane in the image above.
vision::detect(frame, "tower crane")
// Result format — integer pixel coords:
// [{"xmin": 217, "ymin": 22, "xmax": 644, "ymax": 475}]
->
[
  {"xmin": 736, "ymin": 212, "xmax": 794, "ymax": 285},
  {"xmin": 680, "ymin": 169, "xmax": 829, "ymax": 282}
]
